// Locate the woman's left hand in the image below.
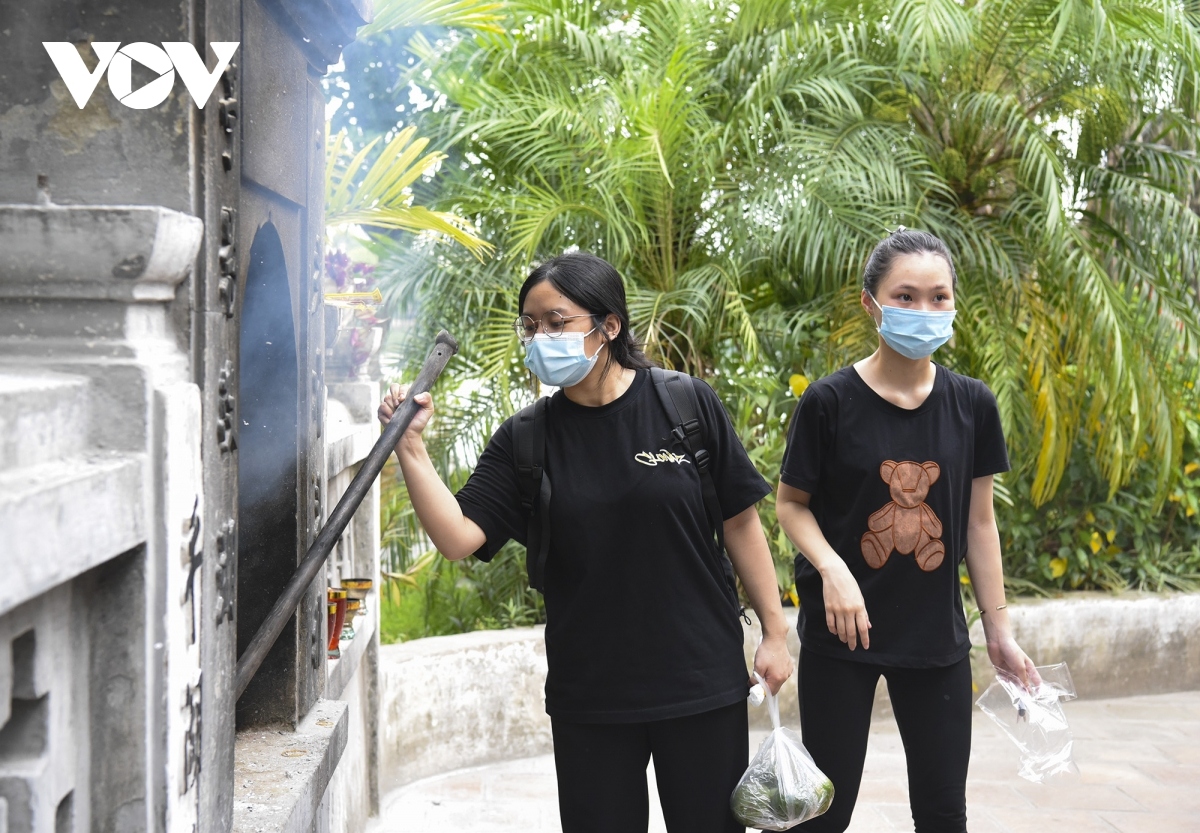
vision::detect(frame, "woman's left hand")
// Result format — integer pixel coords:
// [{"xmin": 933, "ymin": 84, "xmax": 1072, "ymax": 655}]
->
[
  {"xmin": 987, "ymin": 636, "xmax": 1042, "ymax": 689},
  {"xmin": 751, "ymin": 633, "xmax": 794, "ymax": 695}
]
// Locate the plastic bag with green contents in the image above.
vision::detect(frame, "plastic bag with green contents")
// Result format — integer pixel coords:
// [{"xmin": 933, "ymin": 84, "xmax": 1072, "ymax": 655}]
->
[{"xmin": 731, "ymin": 673, "xmax": 834, "ymax": 830}]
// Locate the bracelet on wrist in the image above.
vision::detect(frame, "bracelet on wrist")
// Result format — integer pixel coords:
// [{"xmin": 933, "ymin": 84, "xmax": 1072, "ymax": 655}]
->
[{"xmin": 979, "ymin": 604, "xmax": 1008, "ymax": 615}]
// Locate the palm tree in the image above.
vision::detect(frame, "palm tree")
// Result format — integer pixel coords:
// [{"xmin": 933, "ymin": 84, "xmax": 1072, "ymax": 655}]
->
[
  {"xmin": 355, "ymin": 0, "xmax": 1199, "ymax": 609},
  {"xmin": 323, "ymin": 0, "xmax": 504, "ymax": 253},
  {"xmin": 847, "ymin": 0, "xmax": 1200, "ymax": 506},
  {"xmin": 325, "ymin": 124, "xmax": 491, "ymax": 257},
  {"xmin": 385, "ymin": 0, "xmax": 1199, "ymax": 503}
]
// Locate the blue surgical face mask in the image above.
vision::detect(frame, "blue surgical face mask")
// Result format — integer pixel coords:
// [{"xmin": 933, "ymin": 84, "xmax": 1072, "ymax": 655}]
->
[
  {"xmin": 524, "ymin": 329, "xmax": 605, "ymax": 387},
  {"xmin": 869, "ymin": 294, "xmax": 956, "ymax": 360}
]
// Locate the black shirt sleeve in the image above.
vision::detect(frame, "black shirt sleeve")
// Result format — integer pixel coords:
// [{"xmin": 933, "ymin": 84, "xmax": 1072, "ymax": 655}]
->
[
  {"xmin": 453, "ymin": 416, "xmax": 528, "ymax": 562},
  {"xmin": 691, "ymin": 377, "xmax": 772, "ymax": 518},
  {"xmin": 972, "ymin": 380, "xmax": 1010, "ymax": 478},
  {"xmin": 778, "ymin": 384, "xmax": 831, "ymax": 493}
]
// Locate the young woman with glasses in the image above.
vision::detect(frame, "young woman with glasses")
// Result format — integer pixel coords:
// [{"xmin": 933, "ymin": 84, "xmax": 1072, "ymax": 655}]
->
[
  {"xmin": 378, "ymin": 251, "xmax": 792, "ymax": 833},
  {"xmin": 775, "ymin": 230, "xmax": 1040, "ymax": 833}
]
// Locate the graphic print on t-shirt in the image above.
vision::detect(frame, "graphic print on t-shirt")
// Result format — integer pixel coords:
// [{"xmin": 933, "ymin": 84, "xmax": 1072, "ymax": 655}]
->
[
  {"xmin": 860, "ymin": 460, "xmax": 945, "ymax": 571},
  {"xmin": 634, "ymin": 449, "xmax": 691, "ymax": 466}
]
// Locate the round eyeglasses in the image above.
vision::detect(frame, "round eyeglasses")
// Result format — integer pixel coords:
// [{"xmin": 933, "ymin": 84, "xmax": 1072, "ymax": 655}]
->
[{"xmin": 513, "ymin": 311, "xmax": 596, "ymax": 345}]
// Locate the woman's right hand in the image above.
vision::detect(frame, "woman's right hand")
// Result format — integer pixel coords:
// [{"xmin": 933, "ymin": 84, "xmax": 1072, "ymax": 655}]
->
[
  {"xmin": 820, "ymin": 560, "xmax": 871, "ymax": 651},
  {"xmin": 378, "ymin": 383, "xmax": 435, "ymax": 452}
]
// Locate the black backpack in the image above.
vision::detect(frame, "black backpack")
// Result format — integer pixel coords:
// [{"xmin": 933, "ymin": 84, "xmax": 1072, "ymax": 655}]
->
[{"xmin": 513, "ymin": 367, "xmax": 740, "ymax": 612}]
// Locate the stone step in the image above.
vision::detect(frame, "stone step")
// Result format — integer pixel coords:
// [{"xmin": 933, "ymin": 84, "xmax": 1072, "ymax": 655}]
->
[
  {"xmin": 0, "ymin": 452, "xmax": 144, "ymax": 617},
  {"xmin": 0, "ymin": 368, "xmax": 90, "ymax": 473}
]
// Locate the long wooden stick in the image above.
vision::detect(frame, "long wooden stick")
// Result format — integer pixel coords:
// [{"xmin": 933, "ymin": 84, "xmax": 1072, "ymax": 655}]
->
[{"xmin": 234, "ymin": 330, "xmax": 458, "ymax": 700}]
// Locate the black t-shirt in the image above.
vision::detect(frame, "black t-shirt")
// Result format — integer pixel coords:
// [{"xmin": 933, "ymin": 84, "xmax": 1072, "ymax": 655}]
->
[
  {"xmin": 779, "ymin": 364, "xmax": 1009, "ymax": 667},
  {"xmin": 455, "ymin": 368, "xmax": 771, "ymax": 723}
]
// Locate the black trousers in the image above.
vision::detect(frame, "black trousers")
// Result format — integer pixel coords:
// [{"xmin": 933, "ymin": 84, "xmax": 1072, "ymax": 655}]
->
[
  {"xmin": 551, "ymin": 700, "xmax": 748, "ymax": 833},
  {"xmin": 796, "ymin": 650, "xmax": 973, "ymax": 833}
]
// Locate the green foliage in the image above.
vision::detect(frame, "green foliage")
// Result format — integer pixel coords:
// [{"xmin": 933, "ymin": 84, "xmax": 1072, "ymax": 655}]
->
[
  {"xmin": 346, "ymin": 0, "xmax": 1200, "ymax": 635},
  {"xmin": 997, "ymin": 409, "xmax": 1200, "ymax": 592},
  {"xmin": 379, "ymin": 459, "xmax": 544, "ymax": 642},
  {"xmin": 326, "ymin": 126, "xmax": 492, "ymax": 257},
  {"xmin": 380, "ymin": 543, "xmax": 545, "ymax": 642},
  {"xmin": 361, "ymin": 0, "xmax": 506, "ymax": 38}
]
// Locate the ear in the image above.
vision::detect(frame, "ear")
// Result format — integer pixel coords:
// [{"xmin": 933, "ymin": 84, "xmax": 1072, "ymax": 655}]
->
[
  {"xmin": 922, "ymin": 461, "xmax": 941, "ymax": 485},
  {"xmin": 880, "ymin": 460, "xmax": 898, "ymax": 481},
  {"xmin": 602, "ymin": 312, "xmax": 621, "ymax": 342},
  {"xmin": 861, "ymin": 289, "xmax": 878, "ymax": 322}
]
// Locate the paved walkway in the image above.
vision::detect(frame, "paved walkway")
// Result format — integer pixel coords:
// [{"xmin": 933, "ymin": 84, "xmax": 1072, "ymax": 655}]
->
[{"xmin": 368, "ymin": 691, "xmax": 1200, "ymax": 833}]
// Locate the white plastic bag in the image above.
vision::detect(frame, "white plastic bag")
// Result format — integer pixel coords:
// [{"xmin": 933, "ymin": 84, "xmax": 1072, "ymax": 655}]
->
[
  {"xmin": 975, "ymin": 662, "xmax": 1079, "ymax": 783},
  {"xmin": 730, "ymin": 674, "xmax": 834, "ymax": 830}
]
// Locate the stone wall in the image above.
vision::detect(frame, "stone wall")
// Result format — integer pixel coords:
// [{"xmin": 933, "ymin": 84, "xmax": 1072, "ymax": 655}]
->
[
  {"xmin": 378, "ymin": 592, "xmax": 1200, "ymax": 788},
  {"xmin": 0, "ymin": 205, "xmax": 204, "ymax": 833},
  {"xmin": 0, "ymin": 2, "xmax": 379, "ymax": 830},
  {"xmin": 379, "ymin": 629, "xmax": 553, "ymax": 793}
]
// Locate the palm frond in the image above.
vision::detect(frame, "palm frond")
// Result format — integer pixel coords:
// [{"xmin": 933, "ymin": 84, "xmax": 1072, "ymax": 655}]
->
[{"xmin": 360, "ymin": 0, "xmax": 505, "ymax": 36}]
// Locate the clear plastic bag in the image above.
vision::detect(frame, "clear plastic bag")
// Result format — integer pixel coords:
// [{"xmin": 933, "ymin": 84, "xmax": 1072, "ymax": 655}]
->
[
  {"xmin": 730, "ymin": 673, "xmax": 835, "ymax": 830},
  {"xmin": 975, "ymin": 662, "xmax": 1079, "ymax": 783}
]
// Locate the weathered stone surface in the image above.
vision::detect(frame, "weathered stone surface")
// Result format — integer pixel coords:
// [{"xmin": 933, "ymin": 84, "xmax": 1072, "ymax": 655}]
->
[
  {"xmin": 325, "ymin": 397, "xmax": 377, "ymax": 479},
  {"xmin": 0, "ymin": 1, "xmax": 194, "ymax": 211},
  {"xmin": 232, "ymin": 698, "xmax": 348, "ymax": 833},
  {"xmin": 0, "ymin": 584, "xmax": 78, "ymax": 833},
  {"xmin": 378, "ymin": 628, "xmax": 553, "ymax": 791},
  {"xmin": 0, "ymin": 0, "xmax": 381, "ymax": 829},
  {"xmin": 374, "ymin": 620, "xmax": 800, "ymax": 788},
  {"xmin": 0, "ymin": 369, "xmax": 87, "ymax": 472},
  {"xmin": 0, "ymin": 206, "xmax": 202, "ymax": 301},
  {"xmin": 968, "ymin": 591, "xmax": 1200, "ymax": 697},
  {"xmin": 328, "ymin": 382, "xmax": 380, "ymax": 425},
  {"xmin": 0, "ymin": 452, "xmax": 144, "ymax": 617},
  {"xmin": 241, "ymin": 0, "xmax": 309, "ymax": 207},
  {"xmin": 325, "ymin": 658, "xmax": 375, "ymax": 833},
  {"xmin": 85, "ymin": 549, "xmax": 149, "ymax": 833},
  {"xmin": 152, "ymin": 383, "xmax": 205, "ymax": 833}
]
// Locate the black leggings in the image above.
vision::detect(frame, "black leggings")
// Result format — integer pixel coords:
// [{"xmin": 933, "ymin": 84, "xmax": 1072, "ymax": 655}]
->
[
  {"xmin": 551, "ymin": 701, "xmax": 747, "ymax": 833},
  {"xmin": 796, "ymin": 650, "xmax": 973, "ymax": 833}
]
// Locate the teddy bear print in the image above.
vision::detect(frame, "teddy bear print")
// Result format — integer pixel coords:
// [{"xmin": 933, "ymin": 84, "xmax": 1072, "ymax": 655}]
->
[{"xmin": 860, "ymin": 460, "xmax": 945, "ymax": 572}]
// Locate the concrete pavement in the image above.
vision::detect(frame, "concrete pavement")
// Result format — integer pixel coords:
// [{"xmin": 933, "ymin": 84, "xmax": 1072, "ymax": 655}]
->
[{"xmin": 368, "ymin": 690, "xmax": 1200, "ymax": 833}]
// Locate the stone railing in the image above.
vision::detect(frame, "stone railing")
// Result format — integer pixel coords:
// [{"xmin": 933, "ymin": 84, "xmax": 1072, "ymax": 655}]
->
[{"xmin": 0, "ymin": 204, "xmax": 204, "ymax": 833}]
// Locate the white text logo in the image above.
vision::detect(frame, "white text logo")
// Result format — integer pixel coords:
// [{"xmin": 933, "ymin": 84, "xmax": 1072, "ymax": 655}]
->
[
  {"xmin": 43, "ymin": 42, "xmax": 240, "ymax": 110},
  {"xmin": 634, "ymin": 449, "xmax": 691, "ymax": 467}
]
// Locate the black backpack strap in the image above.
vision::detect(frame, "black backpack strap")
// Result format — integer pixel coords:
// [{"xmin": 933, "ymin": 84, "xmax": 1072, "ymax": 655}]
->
[
  {"xmin": 513, "ymin": 397, "xmax": 551, "ymax": 593},
  {"xmin": 650, "ymin": 368, "xmax": 742, "ymax": 615}
]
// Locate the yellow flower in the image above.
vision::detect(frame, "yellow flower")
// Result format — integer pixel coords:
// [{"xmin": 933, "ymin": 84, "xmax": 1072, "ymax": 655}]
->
[
  {"xmin": 1049, "ymin": 557, "xmax": 1068, "ymax": 579},
  {"xmin": 1169, "ymin": 493, "xmax": 1184, "ymax": 503},
  {"xmin": 1085, "ymin": 510, "xmax": 1096, "ymax": 524},
  {"xmin": 1185, "ymin": 462, "xmax": 1200, "ymax": 476},
  {"xmin": 786, "ymin": 585, "xmax": 799, "ymax": 607},
  {"xmin": 1188, "ymin": 506, "xmax": 1196, "ymax": 518},
  {"xmin": 1089, "ymin": 531, "xmax": 1102, "ymax": 554},
  {"xmin": 1106, "ymin": 528, "xmax": 1116, "ymax": 543},
  {"xmin": 789, "ymin": 374, "xmax": 810, "ymax": 397},
  {"xmin": 960, "ymin": 573, "xmax": 971, "ymax": 585}
]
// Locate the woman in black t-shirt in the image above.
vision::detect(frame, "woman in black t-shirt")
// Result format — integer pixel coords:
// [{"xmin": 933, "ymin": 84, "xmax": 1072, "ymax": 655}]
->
[
  {"xmin": 776, "ymin": 230, "xmax": 1039, "ymax": 833},
  {"xmin": 378, "ymin": 251, "xmax": 792, "ymax": 833}
]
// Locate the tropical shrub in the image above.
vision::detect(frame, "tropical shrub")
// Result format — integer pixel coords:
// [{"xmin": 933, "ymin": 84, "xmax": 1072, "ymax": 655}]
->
[{"xmin": 336, "ymin": 0, "xmax": 1200, "ymax": 637}]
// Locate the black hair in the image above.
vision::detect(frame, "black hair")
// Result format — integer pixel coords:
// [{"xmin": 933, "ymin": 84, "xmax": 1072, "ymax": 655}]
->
[
  {"xmin": 862, "ymin": 228, "xmax": 958, "ymax": 295},
  {"xmin": 518, "ymin": 251, "xmax": 655, "ymax": 380}
]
